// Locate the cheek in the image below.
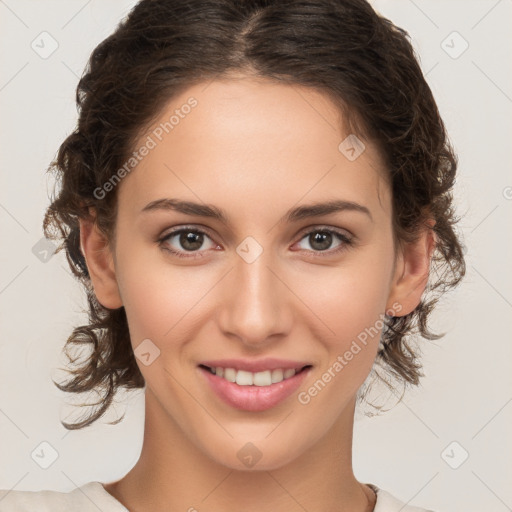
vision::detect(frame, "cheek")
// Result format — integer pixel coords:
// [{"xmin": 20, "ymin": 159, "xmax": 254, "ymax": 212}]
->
[
  {"xmin": 302, "ymin": 253, "xmax": 394, "ymax": 347},
  {"xmin": 114, "ymin": 243, "xmax": 219, "ymax": 346},
  {"xmin": 294, "ymin": 245, "xmax": 395, "ymax": 404},
  {"xmin": 295, "ymin": 264, "xmax": 392, "ymax": 415}
]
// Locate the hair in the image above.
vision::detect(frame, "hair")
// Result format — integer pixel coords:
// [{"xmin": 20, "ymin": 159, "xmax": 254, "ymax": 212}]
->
[{"xmin": 43, "ymin": 0, "xmax": 465, "ymax": 430}]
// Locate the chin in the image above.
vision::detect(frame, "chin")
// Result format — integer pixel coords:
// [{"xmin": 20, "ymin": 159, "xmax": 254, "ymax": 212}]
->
[{"xmin": 200, "ymin": 435, "xmax": 305, "ymax": 472}]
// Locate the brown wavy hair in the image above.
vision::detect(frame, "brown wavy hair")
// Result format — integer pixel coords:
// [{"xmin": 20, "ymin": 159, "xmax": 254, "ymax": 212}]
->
[{"xmin": 43, "ymin": 0, "xmax": 466, "ymax": 429}]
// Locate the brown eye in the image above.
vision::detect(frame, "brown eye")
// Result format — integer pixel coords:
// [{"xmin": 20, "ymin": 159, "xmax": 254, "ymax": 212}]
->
[
  {"xmin": 159, "ymin": 228, "xmax": 217, "ymax": 259},
  {"xmin": 176, "ymin": 231, "xmax": 204, "ymax": 251},
  {"xmin": 294, "ymin": 228, "xmax": 353, "ymax": 256}
]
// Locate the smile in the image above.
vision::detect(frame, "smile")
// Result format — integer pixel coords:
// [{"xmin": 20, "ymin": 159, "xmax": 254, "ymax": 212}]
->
[
  {"xmin": 197, "ymin": 364, "xmax": 313, "ymax": 412},
  {"xmin": 200, "ymin": 365, "xmax": 311, "ymax": 386}
]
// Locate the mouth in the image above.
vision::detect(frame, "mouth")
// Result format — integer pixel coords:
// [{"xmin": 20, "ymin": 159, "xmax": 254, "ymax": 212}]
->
[
  {"xmin": 197, "ymin": 362, "xmax": 314, "ymax": 412},
  {"xmin": 198, "ymin": 364, "xmax": 313, "ymax": 386}
]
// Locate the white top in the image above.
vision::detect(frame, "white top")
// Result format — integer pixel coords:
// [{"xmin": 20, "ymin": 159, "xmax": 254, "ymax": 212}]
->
[{"xmin": 0, "ymin": 481, "xmax": 436, "ymax": 511}]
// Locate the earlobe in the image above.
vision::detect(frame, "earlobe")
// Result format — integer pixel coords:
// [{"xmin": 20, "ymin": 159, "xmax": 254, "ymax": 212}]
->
[
  {"xmin": 386, "ymin": 221, "xmax": 436, "ymax": 317},
  {"xmin": 79, "ymin": 215, "xmax": 123, "ymax": 309}
]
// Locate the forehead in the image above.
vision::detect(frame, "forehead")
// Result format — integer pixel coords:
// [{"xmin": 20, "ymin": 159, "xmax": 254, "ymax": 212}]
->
[{"xmin": 118, "ymin": 77, "xmax": 390, "ymax": 225}]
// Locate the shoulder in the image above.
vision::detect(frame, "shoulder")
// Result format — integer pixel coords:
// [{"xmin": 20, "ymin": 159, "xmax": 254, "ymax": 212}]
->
[
  {"xmin": 0, "ymin": 481, "xmax": 128, "ymax": 512},
  {"xmin": 370, "ymin": 483, "xmax": 438, "ymax": 512}
]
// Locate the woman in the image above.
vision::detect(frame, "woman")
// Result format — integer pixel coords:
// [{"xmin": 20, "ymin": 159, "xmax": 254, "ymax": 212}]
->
[{"xmin": 0, "ymin": 0, "xmax": 465, "ymax": 510}]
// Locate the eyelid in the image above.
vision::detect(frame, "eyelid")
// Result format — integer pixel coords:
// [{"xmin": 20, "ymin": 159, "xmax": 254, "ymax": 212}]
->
[
  {"xmin": 159, "ymin": 223, "xmax": 353, "ymax": 242},
  {"xmin": 295, "ymin": 224, "xmax": 353, "ymax": 240},
  {"xmin": 159, "ymin": 223, "xmax": 217, "ymax": 241}
]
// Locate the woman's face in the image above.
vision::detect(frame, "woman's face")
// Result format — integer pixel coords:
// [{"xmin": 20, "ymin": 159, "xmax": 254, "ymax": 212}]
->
[{"xmin": 96, "ymin": 76, "xmax": 410, "ymax": 470}]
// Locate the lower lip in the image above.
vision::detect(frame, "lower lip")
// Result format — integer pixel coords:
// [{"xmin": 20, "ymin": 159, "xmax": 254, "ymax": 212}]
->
[{"xmin": 198, "ymin": 366, "xmax": 312, "ymax": 412}]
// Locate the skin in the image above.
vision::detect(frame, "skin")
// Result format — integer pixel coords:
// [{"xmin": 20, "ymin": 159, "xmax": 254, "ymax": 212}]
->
[{"xmin": 80, "ymin": 74, "xmax": 435, "ymax": 512}]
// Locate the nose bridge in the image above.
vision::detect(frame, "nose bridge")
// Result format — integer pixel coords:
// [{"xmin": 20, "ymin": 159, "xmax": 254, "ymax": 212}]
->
[{"xmin": 218, "ymin": 246, "xmax": 290, "ymax": 345}]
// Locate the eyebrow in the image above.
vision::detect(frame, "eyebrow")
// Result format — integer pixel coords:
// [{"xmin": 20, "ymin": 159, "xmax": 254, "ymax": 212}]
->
[{"xmin": 140, "ymin": 198, "xmax": 373, "ymax": 223}]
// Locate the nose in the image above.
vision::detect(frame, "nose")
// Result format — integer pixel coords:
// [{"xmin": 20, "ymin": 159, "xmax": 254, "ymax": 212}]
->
[{"xmin": 217, "ymin": 249, "xmax": 293, "ymax": 348}]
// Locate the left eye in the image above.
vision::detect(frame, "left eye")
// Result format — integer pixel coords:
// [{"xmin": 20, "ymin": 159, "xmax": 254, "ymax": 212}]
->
[{"xmin": 294, "ymin": 229, "xmax": 351, "ymax": 254}]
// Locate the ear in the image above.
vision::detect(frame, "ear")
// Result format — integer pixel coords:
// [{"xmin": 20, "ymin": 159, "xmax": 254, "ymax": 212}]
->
[
  {"xmin": 386, "ymin": 220, "xmax": 436, "ymax": 317},
  {"xmin": 78, "ymin": 212, "xmax": 123, "ymax": 309}
]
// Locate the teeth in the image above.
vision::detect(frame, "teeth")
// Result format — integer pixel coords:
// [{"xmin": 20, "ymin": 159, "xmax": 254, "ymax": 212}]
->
[
  {"xmin": 254, "ymin": 371, "xmax": 272, "ymax": 386},
  {"xmin": 236, "ymin": 370, "xmax": 254, "ymax": 386},
  {"xmin": 223, "ymin": 368, "xmax": 236, "ymax": 382},
  {"xmin": 283, "ymin": 369, "xmax": 296, "ymax": 379},
  {"xmin": 271, "ymin": 369, "xmax": 283, "ymax": 383},
  {"xmin": 210, "ymin": 366, "xmax": 300, "ymax": 386}
]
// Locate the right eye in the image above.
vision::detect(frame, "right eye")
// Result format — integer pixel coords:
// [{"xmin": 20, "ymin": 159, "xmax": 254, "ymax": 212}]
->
[{"xmin": 158, "ymin": 227, "xmax": 219, "ymax": 259}]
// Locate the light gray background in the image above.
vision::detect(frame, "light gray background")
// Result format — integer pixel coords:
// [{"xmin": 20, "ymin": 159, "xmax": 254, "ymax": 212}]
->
[{"xmin": 0, "ymin": 1, "xmax": 511, "ymax": 511}]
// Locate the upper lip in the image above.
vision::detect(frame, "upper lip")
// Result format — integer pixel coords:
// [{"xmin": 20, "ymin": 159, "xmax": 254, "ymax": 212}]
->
[{"xmin": 199, "ymin": 358, "xmax": 312, "ymax": 373}]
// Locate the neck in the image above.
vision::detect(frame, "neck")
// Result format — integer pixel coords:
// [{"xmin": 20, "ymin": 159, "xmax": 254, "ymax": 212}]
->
[{"xmin": 104, "ymin": 392, "xmax": 374, "ymax": 512}]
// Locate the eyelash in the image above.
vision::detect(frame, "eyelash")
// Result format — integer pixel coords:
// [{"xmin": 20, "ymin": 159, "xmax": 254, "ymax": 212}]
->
[{"xmin": 158, "ymin": 225, "xmax": 354, "ymax": 260}]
